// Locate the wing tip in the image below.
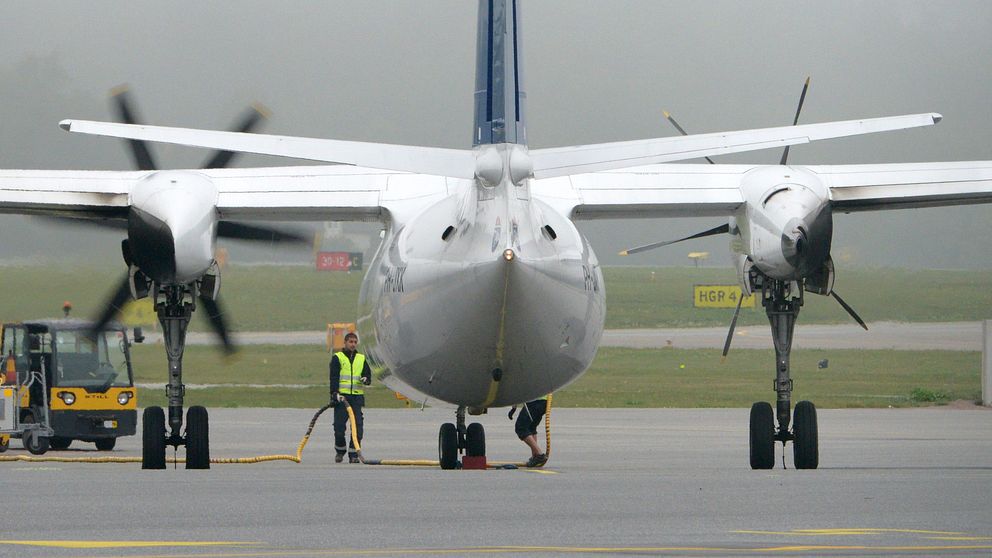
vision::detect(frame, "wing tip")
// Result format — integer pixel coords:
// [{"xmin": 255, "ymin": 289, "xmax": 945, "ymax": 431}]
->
[
  {"xmin": 59, "ymin": 120, "xmax": 71, "ymax": 132},
  {"xmin": 931, "ymin": 113, "xmax": 943, "ymax": 124}
]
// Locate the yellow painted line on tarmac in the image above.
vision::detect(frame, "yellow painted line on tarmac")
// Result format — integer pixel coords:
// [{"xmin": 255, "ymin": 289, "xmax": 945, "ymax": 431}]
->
[
  {"xmin": 0, "ymin": 541, "xmax": 259, "ymax": 550},
  {"xmin": 72, "ymin": 544, "xmax": 992, "ymax": 557},
  {"xmin": 735, "ymin": 528, "xmax": 966, "ymax": 536},
  {"xmin": 524, "ymin": 468, "xmax": 558, "ymax": 475}
]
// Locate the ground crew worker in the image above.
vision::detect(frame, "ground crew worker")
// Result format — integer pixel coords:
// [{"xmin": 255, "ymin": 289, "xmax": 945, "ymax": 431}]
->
[
  {"xmin": 329, "ymin": 332, "xmax": 372, "ymax": 463},
  {"xmin": 510, "ymin": 394, "xmax": 550, "ymax": 467}
]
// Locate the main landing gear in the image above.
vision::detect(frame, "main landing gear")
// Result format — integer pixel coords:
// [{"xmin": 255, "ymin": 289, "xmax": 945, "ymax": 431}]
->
[
  {"xmin": 748, "ymin": 276, "xmax": 818, "ymax": 470},
  {"xmin": 142, "ymin": 285, "xmax": 210, "ymax": 470},
  {"xmin": 438, "ymin": 406, "xmax": 486, "ymax": 469}
]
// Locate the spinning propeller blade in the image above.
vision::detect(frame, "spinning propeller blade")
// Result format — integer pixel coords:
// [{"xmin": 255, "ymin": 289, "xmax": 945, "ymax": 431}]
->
[
  {"xmin": 831, "ymin": 290, "xmax": 868, "ymax": 330},
  {"xmin": 111, "ymin": 85, "xmax": 157, "ymax": 171},
  {"xmin": 779, "ymin": 76, "xmax": 810, "ymax": 166},
  {"xmin": 619, "ymin": 223, "xmax": 729, "ymax": 256},
  {"xmin": 721, "ymin": 293, "xmax": 746, "ymax": 361},
  {"xmin": 198, "ymin": 295, "xmax": 236, "ymax": 355},
  {"xmin": 88, "ymin": 274, "xmax": 133, "ymax": 339},
  {"xmin": 663, "ymin": 111, "xmax": 715, "ymax": 164},
  {"xmin": 201, "ymin": 103, "xmax": 270, "ymax": 169}
]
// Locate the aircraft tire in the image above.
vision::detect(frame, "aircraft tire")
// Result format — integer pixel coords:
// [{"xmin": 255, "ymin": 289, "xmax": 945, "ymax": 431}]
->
[
  {"xmin": 749, "ymin": 401, "xmax": 775, "ymax": 470},
  {"xmin": 95, "ymin": 437, "xmax": 116, "ymax": 451},
  {"xmin": 142, "ymin": 406, "xmax": 166, "ymax": 469},
  {"xmin": 792, "ymin": 400, "xmax": 819, "ymax": 469},
  {"xmin": 466, "ymin": 422, "xmax": 486, "ymax": 457},
  {"xmin": 50, "ymin": 437, "xmax": 72, "ymax": 450},
  {"xmin": 438, "ymin": 423, "xmax": 458, "ymax": 470},
  {"xmin": 185, "ymin": 405, "xmax": 210, "ymax": 469}
]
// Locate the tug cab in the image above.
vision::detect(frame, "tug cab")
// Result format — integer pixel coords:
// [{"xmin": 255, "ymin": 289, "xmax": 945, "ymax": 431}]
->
[{"xmin": 0, "ymin": 319, "xmax": 138, "ymax": 453}]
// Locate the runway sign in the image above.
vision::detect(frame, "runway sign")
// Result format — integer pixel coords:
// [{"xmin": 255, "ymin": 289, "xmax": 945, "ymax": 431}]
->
[{"xmin": 693, "ymin": 284, "xmax": 755, "ymax": 308}]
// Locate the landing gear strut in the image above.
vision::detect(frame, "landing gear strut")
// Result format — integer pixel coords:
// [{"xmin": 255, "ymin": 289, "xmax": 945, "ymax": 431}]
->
[
  {"xmin": 749, "ymin": 275, "xmax": 818, "ymax": 470},
  {"xmin": 437, "ymin": 406, "xmax": 486, "ymax": 469},
  {"xmin": 142, "ymin": 284, "xmax": 210, "ymax": 469}
]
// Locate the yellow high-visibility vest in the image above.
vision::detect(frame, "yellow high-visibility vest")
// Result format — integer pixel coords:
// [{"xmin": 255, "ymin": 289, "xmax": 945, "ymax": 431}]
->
[{"xmin": 336, "ymin": 351, "xmax": 367, "ymax": 395}]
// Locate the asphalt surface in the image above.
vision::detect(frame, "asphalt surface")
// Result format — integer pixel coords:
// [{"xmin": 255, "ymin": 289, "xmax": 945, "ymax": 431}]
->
[
  {"xmin": 141, "ymin": 321, "xmax": 988, "ymax": 351},
  {"xmin": 1, "ymin": 407, "xmax": 990, "ymax": 557}
]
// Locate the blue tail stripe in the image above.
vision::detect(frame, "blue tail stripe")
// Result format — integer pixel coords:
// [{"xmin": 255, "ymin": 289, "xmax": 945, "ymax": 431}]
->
[{"xmin": 473, "ymin": 0, "xmax": 526, "ymax": 147}]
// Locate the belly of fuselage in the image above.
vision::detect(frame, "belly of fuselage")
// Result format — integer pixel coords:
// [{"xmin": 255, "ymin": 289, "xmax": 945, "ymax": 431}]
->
[{"xmin": 359, "ymin": 197, "xmax": 605, "ymax": 408}]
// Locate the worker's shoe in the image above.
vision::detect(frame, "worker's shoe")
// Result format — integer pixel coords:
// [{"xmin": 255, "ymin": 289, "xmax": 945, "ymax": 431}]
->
[
  {"xmin": 526, "ymin": 453, "xmax": 547, "ymax": 467},
  {"xmin": 334, "ymin": 453, "xmax": 345, "ymax": 463},
  {"xmin": 348, "ymin": 454, "xmax": 361, "ymax": 464}
]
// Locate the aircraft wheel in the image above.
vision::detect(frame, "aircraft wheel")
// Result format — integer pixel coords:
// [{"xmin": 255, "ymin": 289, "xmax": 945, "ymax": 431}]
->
[
  {"xmin": 50, "ymin": 437, "xmax": 72, "ymax": 450},
  {"xmin": 466, "ymin": 422, "xmax": 486, "ymax": 457},
  {"xmin": 21, "ymin": 411, "xmax": 49, "ymax": 455},
  {"xmin": 749, "ymin": 401, "xmax": 775, "ymax": 470},
  {"xmin": 142, "ymin": 406, "xmax": 166, "ymax": 469},
  {"xmin": 95, "ymin": 437, "xmax": 116, "ymax": 451},
  {"xmin": 438, "ymin": 423, "xmax": 458, "ymax": 470},
  {"xmin": 792, "ymin": 400, "xmax": 818, "ymax": 469},
  {"xmin": 185, "ymin": 405, "xmax": 210, "ymax": 470}
]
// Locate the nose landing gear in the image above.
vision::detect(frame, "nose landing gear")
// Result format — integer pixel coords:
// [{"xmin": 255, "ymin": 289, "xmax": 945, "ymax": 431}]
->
[
  {"xmin": 748, "ymin": 276, "xmax": 819, "ymax": 470},
  {"xmin": 142, "ymin": 285, "xmax": 210, "ymax": 470},
  {"xmin": 438, "ymin": 406, "xmax": 487, "ymax": 469}
]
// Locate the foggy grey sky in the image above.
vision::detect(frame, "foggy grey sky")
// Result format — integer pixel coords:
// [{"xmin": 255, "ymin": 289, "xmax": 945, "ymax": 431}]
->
[{"xmin": 1, "ymin": 1, "xmax": 991, "ymax": 270}]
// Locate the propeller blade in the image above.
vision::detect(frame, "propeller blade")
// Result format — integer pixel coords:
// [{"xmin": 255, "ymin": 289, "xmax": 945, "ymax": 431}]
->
[
  {"xmin": 198, "ymin": 295, "xmax": 236, "ymax": 355},
  {"xmin": 217, "ymin": 221, "xmax": 310, "ymax": 244},
  {"xmin": 619, "ymin": 223, "xmax": 729, "ymax": 256},
  {"xmin": 110, "ymin": 85, "xmax": 158, "ymax": 171},
  {"xmin": 201, "ymin": 103, "xmax": 270, "ymax": 169},
  {"xmin": 831, "ymin": 290, "xmax": 868, "ymax": 330},
  {"xmin": 779, "ymin": 76, "xmax": 811, "ymax": 166},
  {"xmin": 89, "ymin": 274, "xmax": 133, "ymax": 339},
  {"xmin": 663, "ymin": 111, "xmax": 715, "ymax": 164},
  {"xmin": 721, "ymin": 293, "xmax": 745, "ymax": 360}
]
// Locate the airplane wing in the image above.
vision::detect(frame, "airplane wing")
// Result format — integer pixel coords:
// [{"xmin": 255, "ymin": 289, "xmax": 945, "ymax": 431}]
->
[
  {"xmin": 0, "ymin": 166, "xmax": 450, "ymax": 223},
  {"xmin": 528, "ymin": 113, "xmax": 941, "ymax": 178},
  {"xmin": 59, "ymin": 113, "xmax": 941, "ymax": 179},
  {"xmin": 531, "ymin": 164, "xmax": 751, "ymax": 219},
  {"xmin": 0, "ymin": 169, "xmax": 139, "ymax": 218},
  {"xmin": 532, "ymin": 160, "xmax": 992, "ymax": 220},
  {"xmin": 809, "ymin": 161, "xmax": 992, "ymax": 212}
]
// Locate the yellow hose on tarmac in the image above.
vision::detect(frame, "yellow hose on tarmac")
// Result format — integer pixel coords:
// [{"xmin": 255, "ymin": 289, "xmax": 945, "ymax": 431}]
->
[
  {"xmin": 0, "ymin": 395, "xmax": 552, "ymax": 468},
  {"xmin": 0, "ymin": 403, "xmax": 339, "ymax": 465}
]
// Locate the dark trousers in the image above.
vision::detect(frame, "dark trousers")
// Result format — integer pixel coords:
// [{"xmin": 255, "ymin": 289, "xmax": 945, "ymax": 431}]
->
[
  {"xmin": 333, "ymin": 393, "xmax": 365, "ymax": 456},
  {"xmin": 514, "ymin": 399, "xmax": 547, "ymax": 440}
]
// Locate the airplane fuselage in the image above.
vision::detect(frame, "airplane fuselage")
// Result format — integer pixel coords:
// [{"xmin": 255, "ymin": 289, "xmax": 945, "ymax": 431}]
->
[{"xmin": 357, "ymin": 145, "xmax": 605, "ymax": 408}]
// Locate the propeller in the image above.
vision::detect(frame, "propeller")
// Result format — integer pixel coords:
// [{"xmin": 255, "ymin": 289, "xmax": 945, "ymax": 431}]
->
[
  {"xmin": 198, "ymin": 295, "xmax": 235, "ymax": 355},
  {"xmin": 619, "ymin": 223, "xmax": 729, "ymax": 256},
  {"xmin": 85, "ymin": 87, "xmax": 301, "ymax": 350},
  {"xmin": 779, "ymin": 76, "xmax": 810, "ymax": 166},
  {"xmin": 721, "ymin": 294, "xmax": 745, "ymax": 361},
  {"xmin": 830, "ymin": 290, "xmax": 868, "ymax": 330},
  {"xmin": 663, "ymin": 111, "xmax": 716, "ymax": 165},
  {"xmin": 112, "ymin": 85, "xmax": 269, "ymax": 170}
]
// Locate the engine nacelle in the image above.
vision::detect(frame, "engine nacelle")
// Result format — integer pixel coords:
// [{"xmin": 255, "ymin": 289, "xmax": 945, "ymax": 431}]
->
[
  {"xmin": 738, "ymin": 167, "xmax": 833, "ymax": 281},
  {"xmin": 128, "ymin": 171, "xmax": 219, "ymax": 285}
]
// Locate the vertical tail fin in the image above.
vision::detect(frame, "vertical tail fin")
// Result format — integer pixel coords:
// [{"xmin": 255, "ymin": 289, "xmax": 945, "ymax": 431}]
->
[{"xmin": 473, "ymin": 0, "xmax": 527, "ymax": 147}]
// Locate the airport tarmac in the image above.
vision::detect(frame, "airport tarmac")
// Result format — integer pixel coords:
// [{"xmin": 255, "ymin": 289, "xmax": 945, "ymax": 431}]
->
[
  {"xmin": 1, "ymin": 406, "xmax": 990, "ymax": 557},
  {"xmin": 140, "ymin": 321, "xmax": 987, "ymax": 351}
]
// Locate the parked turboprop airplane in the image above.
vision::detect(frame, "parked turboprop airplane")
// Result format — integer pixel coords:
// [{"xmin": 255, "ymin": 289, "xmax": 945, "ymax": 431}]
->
[{"xmin": 2, "ymin": 0, "xmax": 991, "ymax": 470}]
